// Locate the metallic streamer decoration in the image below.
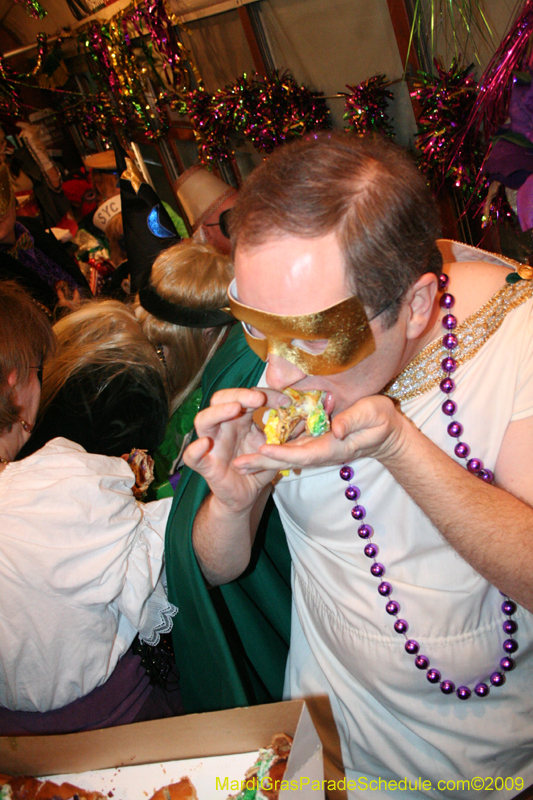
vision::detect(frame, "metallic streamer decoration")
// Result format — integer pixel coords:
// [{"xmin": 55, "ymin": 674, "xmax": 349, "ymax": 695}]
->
[
  {"xmin": 80, "ymin": 17, "xmax": 159, "ymax": 140},
  {"xmin": 411, "ymin": 57, "xmax": 484, "ymax": 201},
  {"xmin": 30, "ymin": 33, "xmax": 48, "ymax": 76},
  {"xmin": 0, "ymin": 55, "xmax": 27, "ymax": 116},
  {"xmin": 85, "ymin": 23, "xmax": 121, "ymax": 92},
  {"xmin": 407, "ymin": 0, "xmax": 494, "ymax": 72},
  {"xmin": 343, "ymin": 75, "xmax": 394, "ymax": 137},
  {"xmin": 185, "ymin": 87, "xmax": 235, "ymax": 162},
  {"xmin": 447, "ymin": 0, "xmax": 533, "ymax": 201},
  {"xmin": 241, "ymin": 71, "xmax": 331, "ymax": 153},
  {"xmin": 0, "ymin": 33, "xmax": 48, "ymax": 119},
  {"xmin": 13, "ymin": 0, "xmax": 46, "ymax": 20},
  {"xmin": 128, "ymin": 0, "xmax": 201, "ymax": 94},
  {"xmin": 185, "ymin": 71, "xmax": 331, "ymax": 163},
  {"xmin": 0, "ymin": 0, "xmax": 201, "ymax": 144},
  {"xmin": 71, "ymin": 0, "xmax": 203, "ymax": 142}
]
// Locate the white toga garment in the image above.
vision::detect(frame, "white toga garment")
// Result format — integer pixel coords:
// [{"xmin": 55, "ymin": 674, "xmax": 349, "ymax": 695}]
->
[{"xmin": 267, "ymin": 266, "xmax": 533, "ymax": 799}]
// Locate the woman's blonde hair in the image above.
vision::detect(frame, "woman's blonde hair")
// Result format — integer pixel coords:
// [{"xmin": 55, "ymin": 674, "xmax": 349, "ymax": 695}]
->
[
  {"xmin": 105, "ymin": 213, "xmax": 127, "ymax": 267},
  {"xmin": 40, "ymin": 299, "xmax": 166, "ymax": 416},
  {"xmin": 134, "ymin": 239, "xmax": 233, "ymax": 413}
]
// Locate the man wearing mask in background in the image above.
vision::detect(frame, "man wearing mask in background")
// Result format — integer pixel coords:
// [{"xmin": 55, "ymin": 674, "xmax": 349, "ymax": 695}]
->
[{"xmin": 174, "ymin": 164, "xmax": 237, "ymax": 256}]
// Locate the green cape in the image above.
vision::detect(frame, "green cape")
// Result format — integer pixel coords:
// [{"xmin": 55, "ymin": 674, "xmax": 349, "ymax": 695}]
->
[{"xmin": 165, "ymin": 325, "xmax": 291, "ymax": 713}]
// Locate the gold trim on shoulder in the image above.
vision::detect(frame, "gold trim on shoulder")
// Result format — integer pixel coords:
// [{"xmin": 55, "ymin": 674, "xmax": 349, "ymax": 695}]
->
[{"xmin": 384, "ymin": 279, "xmax": 533, "ymax": 404}]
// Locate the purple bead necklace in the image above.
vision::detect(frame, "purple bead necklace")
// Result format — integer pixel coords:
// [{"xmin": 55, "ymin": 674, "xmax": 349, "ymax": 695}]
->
[{"xmin": 340, "ymin": 271, "xmax": 518, "ymax": 700}]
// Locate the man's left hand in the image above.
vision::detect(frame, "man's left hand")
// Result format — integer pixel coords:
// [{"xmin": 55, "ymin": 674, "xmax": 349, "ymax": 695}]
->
[{"xmin": 233, "ymin": 395, "xmax": 410, "ymax": 474}]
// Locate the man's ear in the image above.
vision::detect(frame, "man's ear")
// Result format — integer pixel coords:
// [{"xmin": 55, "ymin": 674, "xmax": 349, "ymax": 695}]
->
[{"xmin": 404, "ymin": 273, "xmax": 438, "ymax": 340}]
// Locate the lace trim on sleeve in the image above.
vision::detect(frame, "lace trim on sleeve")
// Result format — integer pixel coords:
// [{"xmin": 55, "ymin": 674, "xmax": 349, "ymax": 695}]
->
[{"xmin": 138, "ymin": 568, "xmax": 178, "ymax": 646}]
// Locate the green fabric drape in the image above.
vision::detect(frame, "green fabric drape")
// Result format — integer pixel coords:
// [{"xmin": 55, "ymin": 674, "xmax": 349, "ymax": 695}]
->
[
  {"xmin": 151, "ymin": 387, "xmax": 203, "ymax": 500},
  {"xmin": 165, "ymin": 325, "xmax": 292, "ymax": 713}
]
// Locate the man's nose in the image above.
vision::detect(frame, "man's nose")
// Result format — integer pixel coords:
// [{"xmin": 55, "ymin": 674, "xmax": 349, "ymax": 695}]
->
[{"xmin": 265, "ymin": 353, "xmax": 307, "ymax": 391}]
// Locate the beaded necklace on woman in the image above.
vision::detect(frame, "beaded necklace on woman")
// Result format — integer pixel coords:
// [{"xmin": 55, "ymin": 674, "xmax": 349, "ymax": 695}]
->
[{"xmin": 339, "ymin": 271, "xmax": 518, "ymax": 701}]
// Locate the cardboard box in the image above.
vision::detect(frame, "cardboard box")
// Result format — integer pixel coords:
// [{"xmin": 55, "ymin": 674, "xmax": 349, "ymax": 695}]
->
[{"xmin": 0, "ymin": 699, "xmax": 325, "ymax": 799}]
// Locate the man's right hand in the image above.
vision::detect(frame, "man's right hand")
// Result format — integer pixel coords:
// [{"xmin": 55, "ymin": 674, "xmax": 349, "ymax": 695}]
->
[
  {"xmin": 184, "ymin": 387, "xmax": 289, "ymax": 585},
  {"xmin": 183, "ymin": 387, "xmax": 287, "ymax": 514}
]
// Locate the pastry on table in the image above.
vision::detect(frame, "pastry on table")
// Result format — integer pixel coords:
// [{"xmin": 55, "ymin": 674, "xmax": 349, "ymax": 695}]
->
[
  {"xmin": 0, "ymin": 774, "xmax": 106, "ymax": 800},
  {"xmin": 227, "ymin": 733, "xmax": 293, "ymax": 800}
]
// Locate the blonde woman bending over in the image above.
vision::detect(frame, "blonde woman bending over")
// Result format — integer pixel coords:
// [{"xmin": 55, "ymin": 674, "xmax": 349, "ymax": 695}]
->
[
  {"xmin": 135, "ymin": 239, "xmax": 234, "ymax": 495},
  {"xmin": 20, "ymin": 299, "xmax": 168, "ymax": 460}
]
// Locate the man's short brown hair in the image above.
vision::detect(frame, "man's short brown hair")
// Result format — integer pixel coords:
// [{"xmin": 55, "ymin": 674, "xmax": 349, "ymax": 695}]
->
[{"xmin": 229, "ymin": 132, "xmax": 442, "ymax": 326}]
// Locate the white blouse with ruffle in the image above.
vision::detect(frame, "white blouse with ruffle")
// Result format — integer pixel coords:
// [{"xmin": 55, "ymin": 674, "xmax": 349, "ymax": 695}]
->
[{"xmin": 0, "ymin": 438, "xmax": 175, "ymax": 712}]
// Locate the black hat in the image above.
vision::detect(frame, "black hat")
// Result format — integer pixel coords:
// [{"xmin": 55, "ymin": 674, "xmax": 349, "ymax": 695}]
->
[
  {"xmin": 138, "ymin": 282, "xmax": 233, "ymax": 328},
  {"xmin": 113, "ymin": 138, "xmax": 181, "ymax": 293}
]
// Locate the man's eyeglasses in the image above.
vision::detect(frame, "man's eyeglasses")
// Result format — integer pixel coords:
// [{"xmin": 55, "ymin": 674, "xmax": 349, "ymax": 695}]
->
[
  {"xmin": 30, "ymin": 364, "xmax": 43, "ymax": 385},
  {"xmin": 204, "ymin": 208, "xmax": 231, "ymax": 240}
]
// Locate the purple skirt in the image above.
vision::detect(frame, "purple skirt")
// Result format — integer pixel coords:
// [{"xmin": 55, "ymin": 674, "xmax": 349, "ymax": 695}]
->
[{"xmin": 0, "ymin": 649, "xmax": 182, "ymax": 736}]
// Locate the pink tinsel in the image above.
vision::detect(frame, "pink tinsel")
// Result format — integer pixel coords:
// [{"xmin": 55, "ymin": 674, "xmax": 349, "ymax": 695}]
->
[{"xmin": 449, "ymin": 0, "xmax": 533, "ymax": 175}]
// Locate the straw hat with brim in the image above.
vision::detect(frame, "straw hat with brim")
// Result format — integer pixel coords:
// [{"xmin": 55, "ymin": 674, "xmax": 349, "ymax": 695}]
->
[
  {"xmin": 84, "ymin": 150, "xmax": 134, "ymax": 173},
  {"xmin": 174, "ymin": 165, "xmax": 237, "ymax": 231}
]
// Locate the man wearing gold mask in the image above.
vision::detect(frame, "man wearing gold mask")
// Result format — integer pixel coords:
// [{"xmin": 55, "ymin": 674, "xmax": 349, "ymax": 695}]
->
[{"xmin": 168, "ymin": 133, "xmax": 533, "ymax": 796}]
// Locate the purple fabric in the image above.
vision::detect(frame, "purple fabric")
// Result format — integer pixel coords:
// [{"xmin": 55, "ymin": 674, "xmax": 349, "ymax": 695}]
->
[
  {"xmin": 483, "ymin": 71, "xmax": 533, "ymax": 189},
  {"xmin": 517, "ymin": 173, "xmax": 533, "ymax": 231},
  {"xmin": 483, "ymin": 139, "xmax": 533, "ymax": 188},
  {"xmin": 508, "ymin": 73, "xmax": 533, "ymax": 142},
  {"xmin": 0, "ymin": 223, "xmax": 79, "ymax": 293},
  {"xmin": 0, "ymin": 649, "xmax": 151, "ymax": 736},
  {"xmin": 132, "ymin": 675, "xmax": 184, "ymax": 723},
  {"xmin": 169, "ymin": 470, "xmax": 181, "ymax": 491}
]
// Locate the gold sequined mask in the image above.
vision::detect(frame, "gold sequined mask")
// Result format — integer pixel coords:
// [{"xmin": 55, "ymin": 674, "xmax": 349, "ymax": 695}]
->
[
  {"xmin": 227, "ymin": 279, "xmax": 376, "ymax": 375},
  {"xmin": 0, "ymin": 162, "xmax": 15, "ymax": 216}
]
